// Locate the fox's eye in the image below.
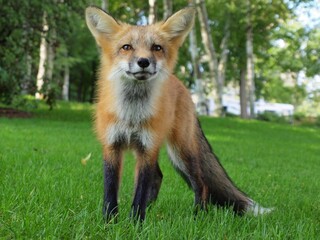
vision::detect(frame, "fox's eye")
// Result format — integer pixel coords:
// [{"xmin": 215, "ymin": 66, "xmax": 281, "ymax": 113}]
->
[
  {"xmin": 121, "ymin": 44, "xmax": 133, "ymax": 51},
  {"xmin": 151, "ymin": 44, "xmax": 163, "ymax": 52}
]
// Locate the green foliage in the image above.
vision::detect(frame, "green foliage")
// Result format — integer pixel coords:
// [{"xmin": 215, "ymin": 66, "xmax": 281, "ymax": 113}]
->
[
  {"xmin": 10, "ymin": 95, "xmax": 39, "ymax": 111},
  {"xmin": 293, "ymin": 111, "xmax": 306, "ymax": 122},
  {"xmin": 258, "ymin": 74, "xmax": 307, "ymax": 105},
  {"xmin": 0, "ymin": 0, "xmax": 319, "ymax": 115},
  {"xmin": 316, "ymin": 115, "xmax": 320, "ymax": 127},
  {"xmin": 1, "ymin": 106, "xmax": 320, "ymax": 238},
  {"xmin": 256, "ymin": 111, "xmax": 290, "ymax": 124},
  {"xmin": 0, "ymin": 66, "xmax": 16, "ymax": 104},
  {"xmin": 293, "ymin": 112, "xmax": 320, "ymax": 127},
  {"xmin": 305, "ymin": 28, "xmax": 320, "ymax": 77},
  {"xmin": 0, "ymin": 1, "xmax": 82, "ymax": 104},
  {"xmin": 255, "ymin": 18, "xmax": 310, "ymax": 106}
]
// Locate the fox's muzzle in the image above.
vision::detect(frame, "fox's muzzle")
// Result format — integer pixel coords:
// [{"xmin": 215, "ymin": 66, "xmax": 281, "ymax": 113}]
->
[{"xmin": 126, "ymin": 57, "xmax": 157, "ymax": 81}]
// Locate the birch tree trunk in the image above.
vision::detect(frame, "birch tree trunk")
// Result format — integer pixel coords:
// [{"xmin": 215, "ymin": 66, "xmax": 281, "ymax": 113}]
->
[
  {"xmin": 46, "ymin": 30, "xmax": 55, "ymax": 87},
  {"xmin": 246, "ymin": 0, "xmax": 255, "ymax": 118},
  {"xmin": 217, "ymin": 17, "xmax": 230, "ymax": 96},
  {"xmin": 190, "ymin": 26, "xmax": 207, "ymax": 115},
  {"xmin": 195, "ymin": 0, "xmax": 222, "ymax": 116},
  {"xmin": 163, "ymin": 0, "xmax": 172, "ymax": 19},
  {"xmin": 148, "ymin": 0, "xmax": 157, "ymax": 24},
  {"xmin": 62, "ymin": 50, "xmax": 69, "ymax": 101},
  {"xmin": 35, "ymin": 13, "xmax": 48, "ymax": 99},
  {"xmin": 101, "ymin": 0, "xmax": 108, "ymax": 12},
  {"xmin": 240, "ymin": 68, "xmax": 248, "ymax": 118}
]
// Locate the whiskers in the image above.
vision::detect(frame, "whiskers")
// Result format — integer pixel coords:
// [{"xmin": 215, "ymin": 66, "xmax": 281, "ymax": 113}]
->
[
  {"xmin": 155, "ymin": 66, "xmax": 170, "ymax": 82},
  {"xmin": 108, "ymin": 67, "xmax": 126, "ymax": 81}
]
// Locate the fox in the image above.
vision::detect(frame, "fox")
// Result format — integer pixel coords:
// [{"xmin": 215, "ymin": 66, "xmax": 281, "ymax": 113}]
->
[{"xmin": 85, "ymin": 6, "xmax": 272, "ymax": 221}]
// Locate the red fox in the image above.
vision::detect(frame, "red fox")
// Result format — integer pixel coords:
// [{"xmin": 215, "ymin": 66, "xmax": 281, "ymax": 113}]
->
[{"xmin": 85, "ymin": 6, "xmax": 272, "ymax": 221}]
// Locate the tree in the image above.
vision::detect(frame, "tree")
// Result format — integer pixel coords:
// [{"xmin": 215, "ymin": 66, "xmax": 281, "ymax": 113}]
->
[
  {"xmin": 189, "ymin": 22, "xmax": 207, "ymax": 115},
  {"xmin": 256, "ymin": 19, "xmax": 308, "ymax": 109},
  {"xmin": 148, "ymin": 0, "xmax": 157, "ymax": 24},
  {"xmin": 61, "ymin": 47, "xmax": 70, "ymax": 101},
  {"xmin": 101, "ymin": 0, "xmax": 109, "ymax": 11},
  {"xmin": 1, "ymin": 0, "xmax": 317, "ymax": 117},
  {"xmin": 225, "ymin": 0, "xmax": 303, "ymax": 118},
  {"xmin": 35, "ymin": 12, "xmax": 49, "ymax": 100},
  {"xmin": 195, "ymin": 0, "xmax": 233, "ymax": 116},
  {"xmin": 0, "ymin": 1, "xmax": 43, "ymax": 104},
  {"xmin": 163, "ymin": 0, "xmax": 172, "ymax": 19},
  {"xmin": 304, "ymin": 27, "xmax": 320, "ymax": 110},
  {"xmin": 305, "ymin": 28, "xmax": 320, "ymax": 77},
  {"xmin": 246, "ymin": 0, "xmax": 255, "ymax": 118}
]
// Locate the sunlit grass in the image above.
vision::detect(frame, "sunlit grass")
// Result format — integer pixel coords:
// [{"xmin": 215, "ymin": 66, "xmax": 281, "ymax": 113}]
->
[{"xmin": 1, "ymin": 103, "xmax": 319, "ymax": 239}]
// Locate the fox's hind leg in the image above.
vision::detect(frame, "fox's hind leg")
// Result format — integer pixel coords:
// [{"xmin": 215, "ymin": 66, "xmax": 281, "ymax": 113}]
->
[
  {"xmin": 146, "ymin": 161, "xmax": 163, "ymax": 205},
  {"xmin": 167, "ymin": 144, "xmax": 209, "ymax": 211},
  {"xmin": 131, "ymin": 149, "xmax": 162, "ymax": 221}
]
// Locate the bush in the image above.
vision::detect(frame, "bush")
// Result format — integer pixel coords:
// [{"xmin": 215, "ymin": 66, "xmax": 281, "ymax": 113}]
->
[
  {"xmin": 293, "ymin": 112, "xmax": 306, "ymax": 122},
  {"xmin": 316, "ymin": 115, "xmax": 320, "ymax": 127},
  {"xmin": 256, "ymin": 111, "xmax": 288, "ymax": 124},
  {"xmin": 0, "ymin": 67, "xmax": 17, "ymax": 105},
  {"xmin": 11, "ymin": 95, "xmax": 39, "ymax": 110}
]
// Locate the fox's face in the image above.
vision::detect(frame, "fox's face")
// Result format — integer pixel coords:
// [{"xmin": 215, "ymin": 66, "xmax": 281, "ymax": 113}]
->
[
  {"xmin": 108, "ymin": 26, "xmax": 169, "ymax": 82},
  {"xmin": 86, "ymin": 7, "xmax": 195, "ymax": 83}
]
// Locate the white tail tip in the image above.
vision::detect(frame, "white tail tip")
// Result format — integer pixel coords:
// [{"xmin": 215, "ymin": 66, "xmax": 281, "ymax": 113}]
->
[{"xmin": 247, "ymin": 200, "xmax": 274, "ymax": 216}]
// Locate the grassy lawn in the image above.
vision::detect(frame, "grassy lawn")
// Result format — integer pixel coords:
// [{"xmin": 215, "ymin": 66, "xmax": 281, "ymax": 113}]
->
[{"xmin": 1, "ymin": 102, "xmax": 319, "ymax": 239}]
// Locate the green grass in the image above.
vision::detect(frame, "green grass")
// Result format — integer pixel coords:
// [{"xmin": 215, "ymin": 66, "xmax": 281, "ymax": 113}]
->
[{"xmin": 1, "ymin": 102, "xmax": 319, "ymax": 239}]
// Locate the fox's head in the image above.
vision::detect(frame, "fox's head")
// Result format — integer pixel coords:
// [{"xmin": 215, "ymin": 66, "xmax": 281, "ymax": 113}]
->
[{"xmin": 85, "ymin": 6, "xmax": 195, "ymax": 82}]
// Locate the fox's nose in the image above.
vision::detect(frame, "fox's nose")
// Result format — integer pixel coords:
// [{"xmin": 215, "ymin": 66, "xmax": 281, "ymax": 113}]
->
[{"xmin": 137, "ymin": 58, "xmax": 150, "ymax": 68}]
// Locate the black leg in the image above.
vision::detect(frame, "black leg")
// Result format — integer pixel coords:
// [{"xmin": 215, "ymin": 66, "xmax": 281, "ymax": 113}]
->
[
  {"xmin": 180, "ymin": 152, "xmax": 208, "ymax": 212},
  {"xmin": 146, "ymin": 162, "xmax": 163, "ymax": 206},
  {"xmin": 131, "ymin": 164, "xmax": 158, "ymax": 221},
  {"xmin": 103, "ymin": 159, "xmax": 121, "ymax": 221}
]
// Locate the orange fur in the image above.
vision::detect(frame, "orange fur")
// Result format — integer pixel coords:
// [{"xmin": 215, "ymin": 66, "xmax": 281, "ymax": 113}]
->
[{"xmin": 85, "ymin": 6, "xmax": 271, "ymax": 221}]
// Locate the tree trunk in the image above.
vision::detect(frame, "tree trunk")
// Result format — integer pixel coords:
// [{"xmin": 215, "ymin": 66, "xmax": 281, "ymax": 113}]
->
[
  {"xmin": 148, "ymin": 0, "xmax": 157, "ymax": 24},
  {"xmin": 291, "ymin": 72, "xmax": 300, "ymax": 111},
  {"xmin": 101, "ymin": 0, "xmax": 108, "ymax": 12},
  {"xmin": 21, "ymin": 21, "xmax": 32, "ymax": 95},
  {"xmin": 189, "ymin": 25, "xmax": 207, "ymax": 115},
  {"xmin": 62, "ymin": 50, "xmax": 69, "ymax": 101},
  {"xmin": 46, "ymin": 30, "xmax": 55, "ymax": 87},
  {"xmin": 217, "ymin": 17, "xmax": 230, "ymax": 95},
  {"xmin": 22, "ymin": 54, "xmax": 32, "ymax": 95},
  {"xmin": 77, "ymin": 79, "xmax": 83, "ymax": 102},
  {"xmin": 240, "ymin": 68, "xmax": 248, "ymax": 118},
  {"xmin": 35, "ymin": 13, "xmax": 48, "ymax": 99},
  {"xmin": 163, "ymin": 0, "xmax": 172, "ymax": 19},
  {"xmin": 246, "ymin": 1, "xmax": 255, "ymax": 118},
  {"xmin": 195, "ymin": 0, "xmax": 222, "ymax": 116}
]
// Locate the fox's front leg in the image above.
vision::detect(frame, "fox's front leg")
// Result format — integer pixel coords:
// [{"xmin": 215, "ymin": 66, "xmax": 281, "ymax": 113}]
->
[
  {"xmin": 102, "ymin": 147, "xmax": 123, "ymax": 221},
  {"xmin": 131, "ymin": 149, "xmax": 162, "ymax": 221}
]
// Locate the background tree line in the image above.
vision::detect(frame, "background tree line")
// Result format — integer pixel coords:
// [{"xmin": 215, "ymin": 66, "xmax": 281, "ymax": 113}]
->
[{"xmin": 0, "ymin": 0, "xmax": 319, "ymax": 117}]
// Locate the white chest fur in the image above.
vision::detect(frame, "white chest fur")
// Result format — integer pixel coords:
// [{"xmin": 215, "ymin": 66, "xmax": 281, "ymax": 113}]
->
[
  {"xmin": 105, "ymin": 79, "xmax": 162, "ymax": 150},
  {"xmin": 115, "ymin": 80, "xmax": 157, "ymax": 124},
  {"xmin": 106, "ymin": 122, "xmax": 154, "ymax": 149}
]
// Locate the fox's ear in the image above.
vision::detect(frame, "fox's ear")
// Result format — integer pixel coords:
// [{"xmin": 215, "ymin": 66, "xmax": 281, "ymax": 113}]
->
[
  {"xmin": 161, "ymin": 7, "xmax": 195, "ymax": 45},
  {"xmin": 85, "ymin": 6, "xmax": 120, "ymax": 44}
]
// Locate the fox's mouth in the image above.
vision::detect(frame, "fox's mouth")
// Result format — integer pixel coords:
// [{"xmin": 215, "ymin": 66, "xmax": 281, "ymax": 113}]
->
[{"xmin": 126, "ymin": 71, "xmax": 156, "ymax": 81}]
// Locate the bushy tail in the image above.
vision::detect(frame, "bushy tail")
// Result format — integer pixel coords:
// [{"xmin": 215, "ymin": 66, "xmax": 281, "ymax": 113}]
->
[
  {"xmin": 168, "ymin": 119, "xmax": 272, "ymax": 215},
  {"xmin": 196, "ymin": 123, "xmax": 251, "ymax": 214}
]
